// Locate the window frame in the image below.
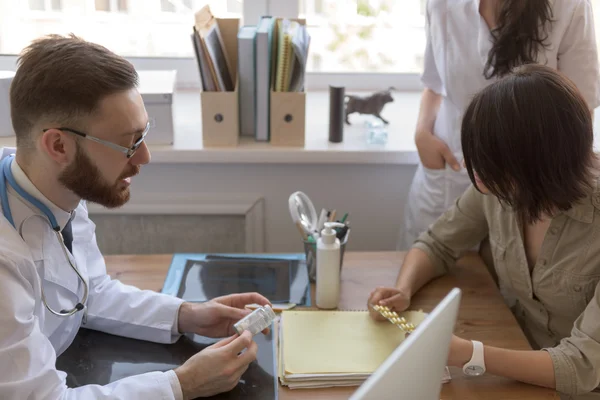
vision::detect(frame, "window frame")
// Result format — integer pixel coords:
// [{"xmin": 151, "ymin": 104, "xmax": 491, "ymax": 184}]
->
[
  {"xmin": 0, "ymin": 0, "xmax": 423, "ymax": 91},
  {"xmin": 94, "ymin": 0, "xmax": 128, "ymax": 13},
  {"xmin": 28, "ymin": 0, "xmax": 63, "ymax": 12}
]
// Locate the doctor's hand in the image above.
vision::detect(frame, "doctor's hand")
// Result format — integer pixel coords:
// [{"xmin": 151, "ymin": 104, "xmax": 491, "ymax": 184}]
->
[
  {"xmin": 367, "ymin": 287, "xmax": 411, "ymax": 321},
  {"xmin": 415, "ymin": 130, "xmax": 460, "ymax": 171},
  {"xmin": 175, "ymin": 330, "xmax": 257, "ymax": 399},
  {"xmin": 178, "ymin": 293, "xmax": 272, "ymax": 338}
]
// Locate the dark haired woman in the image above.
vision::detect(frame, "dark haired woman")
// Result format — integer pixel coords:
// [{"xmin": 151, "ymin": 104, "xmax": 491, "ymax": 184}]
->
[
  {"xmin": 372, "ymin": 64, "xmax": 600, "ymax": 398},
  {"xmin": 400, "ymin": 0, "xmax": 599, "ymax": 251}
]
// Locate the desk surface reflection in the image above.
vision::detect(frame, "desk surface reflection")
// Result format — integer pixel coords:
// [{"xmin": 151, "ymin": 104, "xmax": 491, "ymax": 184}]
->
[{"xmin": 57, "ymin": 328, "xmax": 278, "ymax": 400}]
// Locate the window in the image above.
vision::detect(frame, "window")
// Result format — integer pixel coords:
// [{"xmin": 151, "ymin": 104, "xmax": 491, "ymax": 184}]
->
[
  {"xmin": 0, "ymin": 0, "xmax": 244, "ymax": 57},
  {"xmin": 160, "ymin": 0, "xmax": 192, "ymax": 13},
  {"xmin": 29, "ymin": 0, "xmax": 62, "ymax": 11},
  {"xmin": 299, "ymin": 0, "xmax": 425, "ymax": 73},
  {"xmin": 297, "ymin": 0, "xmax": 600, "ymax": 75},
  {"xmin": 3, "ymin": 0, "xmax": 600, "ymax": 91},
  {"xmin": 95, "ymin": 0, "xmax": 128, "ymax": 12}
]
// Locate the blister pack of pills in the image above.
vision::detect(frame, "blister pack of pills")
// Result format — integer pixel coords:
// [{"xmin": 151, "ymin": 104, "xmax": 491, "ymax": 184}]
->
[{"xmin": 371, "ymin": 304, "xmax": 416, "ymax": 334}]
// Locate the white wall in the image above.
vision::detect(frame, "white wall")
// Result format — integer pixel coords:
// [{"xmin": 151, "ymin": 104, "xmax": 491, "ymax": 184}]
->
[{"xmin": 128, "ymin": 161, "xmax": 417, "ymax": 253}]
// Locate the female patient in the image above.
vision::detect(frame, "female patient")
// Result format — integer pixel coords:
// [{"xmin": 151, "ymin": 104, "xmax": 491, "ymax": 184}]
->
[{"xmin": 370, "ymin": 64, "xmax": 600, "ymax": 399}]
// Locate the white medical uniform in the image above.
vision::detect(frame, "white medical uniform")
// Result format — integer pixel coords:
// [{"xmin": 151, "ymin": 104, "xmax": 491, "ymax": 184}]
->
[
  {"xmin": 400, "ymin": 0, "xmax": 600, "ymax": 250},
  {"xmin": 0, "ymin": 149, "xmax": 186, "ymax": 399}
]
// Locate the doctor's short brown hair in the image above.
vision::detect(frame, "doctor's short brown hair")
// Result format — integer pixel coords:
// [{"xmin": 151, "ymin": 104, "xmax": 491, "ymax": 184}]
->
[
  {"xmin": 10, "ymin": 34, "xmax": 138, "ymax": 150},
  {"xmin": 461, "ymin": 63, "xmax": 596, "ymax": 223}
]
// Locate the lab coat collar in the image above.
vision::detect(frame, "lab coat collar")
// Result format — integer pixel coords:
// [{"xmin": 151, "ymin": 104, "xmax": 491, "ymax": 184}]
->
[{"xmin": 10, "ymin": 159, "xmax": 73, "ymax": 231}]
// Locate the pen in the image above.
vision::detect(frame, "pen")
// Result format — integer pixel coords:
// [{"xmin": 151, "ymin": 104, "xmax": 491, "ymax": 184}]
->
[
  {"xmin": 340, "ymin": 212, "xmax": 349, "ymax": 223},
  {"xmin": 328, "ymin": 209, "xmax": 337, "ymax": 222}
]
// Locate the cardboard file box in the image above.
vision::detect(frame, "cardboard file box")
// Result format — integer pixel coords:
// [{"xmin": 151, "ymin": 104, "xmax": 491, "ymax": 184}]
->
[
  {"xmin": 269, "ymin": 18, "xmax": 306, "ymax": 147},
  {"xmin": 201, "ymin": 18, "xmax": 240, "ymax": 148},
  {"xmin": 270, "ymin": 91, "xmax": 306, "ymax": 147},
  {"xmin": 138, "ymin": 70, "xmax": 177, "ymax": 145}
]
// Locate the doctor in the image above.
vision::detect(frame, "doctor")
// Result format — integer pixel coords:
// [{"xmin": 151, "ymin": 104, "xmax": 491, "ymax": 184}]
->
[
  {"xmin": 0, "ymin": 34, "xmax": 270, "ymax": 399},
  {"xmin": 400, "ymin": 0, "xmax": 600, "ymax": 249}
]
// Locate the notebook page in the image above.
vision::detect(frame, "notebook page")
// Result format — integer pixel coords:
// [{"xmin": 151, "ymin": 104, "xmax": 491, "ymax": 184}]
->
[{"xmin": 282, "ymin": 310, "xmax": 427, "ymax": 374}]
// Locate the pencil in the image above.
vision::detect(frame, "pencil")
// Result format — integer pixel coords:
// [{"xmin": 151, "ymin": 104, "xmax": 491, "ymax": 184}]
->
[{"xmin": 329, "ymin": 209, "xmax": 337, "ymax": 222}]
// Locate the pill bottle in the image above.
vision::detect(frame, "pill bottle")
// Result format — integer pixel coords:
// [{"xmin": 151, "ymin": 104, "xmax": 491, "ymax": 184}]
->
[{"xmin": 234, "ymin": 305, "xmax": 276, "ymax": 336}]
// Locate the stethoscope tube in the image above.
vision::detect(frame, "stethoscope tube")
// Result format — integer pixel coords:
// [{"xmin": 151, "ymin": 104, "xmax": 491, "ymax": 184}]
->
[{"xmin": 0, "ymin": 155, "xmax": 88, "ymax": 317}]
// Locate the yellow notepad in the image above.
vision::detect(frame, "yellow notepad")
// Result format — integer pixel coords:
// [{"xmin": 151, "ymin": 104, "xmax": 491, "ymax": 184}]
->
[
  {"xmin": 282, "ymin": 310, "xmax": 428, "ymax": 375},
  {"xmin": 275, "ymin": 19, "xmax": 295, "ymax": 92}
]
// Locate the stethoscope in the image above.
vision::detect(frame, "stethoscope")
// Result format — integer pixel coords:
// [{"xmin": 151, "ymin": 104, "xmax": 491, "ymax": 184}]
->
[{"xmin": 0, "ymin": 155, "xmax": 88, "ymax": 317}]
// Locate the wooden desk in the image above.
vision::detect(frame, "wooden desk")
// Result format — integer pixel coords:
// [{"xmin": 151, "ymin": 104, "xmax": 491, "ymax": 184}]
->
[{"xmin": 104, "ymin": 252, "xmax": 559, "ymax": 400}]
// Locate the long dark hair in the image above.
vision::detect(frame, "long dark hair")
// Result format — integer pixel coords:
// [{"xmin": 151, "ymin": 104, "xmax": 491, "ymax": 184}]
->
[
  {"xmin": 462, "ymin": 64, "xmax": 595, "ymax": 223},
  {"xmin": 484, "ymin": 0, "xmax": 553, "ymax": 79}
]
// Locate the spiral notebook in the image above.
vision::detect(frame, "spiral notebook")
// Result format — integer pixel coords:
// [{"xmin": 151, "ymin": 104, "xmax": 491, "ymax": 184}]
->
[
  {"xmin": 273, "ymin": 19, "xmax": 310, "ymax": 93},
  {"xmin": 277, "ymin": 310, "xmax": 451, "ymax": 389},
  {"xmin": 275, "ymin": 19, "xmax": 293, "ymax": 92}
]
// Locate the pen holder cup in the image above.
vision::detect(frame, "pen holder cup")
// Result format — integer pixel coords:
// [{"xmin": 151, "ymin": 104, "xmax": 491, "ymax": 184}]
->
[{"xmin": 303, "ymin": 231, "xmax": 349, "ymax": 283}]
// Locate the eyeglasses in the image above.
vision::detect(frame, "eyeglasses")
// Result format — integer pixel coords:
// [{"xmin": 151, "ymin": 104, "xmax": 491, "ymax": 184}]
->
[{"xmin": 42, "ymin": 121, "xmax": 150, "ymax": 158}]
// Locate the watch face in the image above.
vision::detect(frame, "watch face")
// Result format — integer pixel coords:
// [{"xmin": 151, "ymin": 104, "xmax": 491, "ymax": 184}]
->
[{"xmin": 464, "ymin": 365, "xmax": 485, "ymax": 376}]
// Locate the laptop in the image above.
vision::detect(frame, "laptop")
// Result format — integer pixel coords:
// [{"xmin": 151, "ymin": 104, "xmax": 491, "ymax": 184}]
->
[{"xmin": 349, "ymin": 288, "xmax": 462, "ymax": 400}]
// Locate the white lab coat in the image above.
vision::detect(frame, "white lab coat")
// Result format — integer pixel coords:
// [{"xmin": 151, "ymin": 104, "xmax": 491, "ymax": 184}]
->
[
  {"xmin": 400, "ymin": 0, "xmax": 600, "ymax": 250},
  {"xmin": 0, "ymin": 149, "xmax": 185, "ymax": 399}
]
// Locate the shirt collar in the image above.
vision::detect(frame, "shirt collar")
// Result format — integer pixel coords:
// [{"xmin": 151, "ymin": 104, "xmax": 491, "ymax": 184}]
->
[
  {"xmin": 10, "ymin": 159, "xmax": 72, "ymax": 231},
  {"xmin": 562, "ymin": 178, "xmax": 599, "ymax": 224}
]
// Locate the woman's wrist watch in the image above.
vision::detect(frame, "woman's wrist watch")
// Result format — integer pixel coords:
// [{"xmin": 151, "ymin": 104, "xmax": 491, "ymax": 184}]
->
[{"xmin": 462, "ymin": 340, "xmax": 486, "ymax": 376}]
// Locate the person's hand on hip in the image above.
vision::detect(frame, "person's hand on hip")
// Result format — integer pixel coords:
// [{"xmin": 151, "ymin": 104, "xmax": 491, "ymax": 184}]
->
[{"xmin": 415, "ymin": 130, "xmax": 460, "ymax": 171}]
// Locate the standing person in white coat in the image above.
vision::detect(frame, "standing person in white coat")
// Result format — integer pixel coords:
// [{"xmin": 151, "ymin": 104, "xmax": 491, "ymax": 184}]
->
[
  {"xmin": 400, "ymin": 0, "xmax": 600, "ymax": 250},
  {"xmin": 0, "ymin": 34, "xmax": 271, "ymax": 400}
]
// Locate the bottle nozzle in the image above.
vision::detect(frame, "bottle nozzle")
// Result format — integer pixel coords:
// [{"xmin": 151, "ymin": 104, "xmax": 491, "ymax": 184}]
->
[{"xmin": 321, "ymin": 222, "xmax": 345, "ymax": 240}]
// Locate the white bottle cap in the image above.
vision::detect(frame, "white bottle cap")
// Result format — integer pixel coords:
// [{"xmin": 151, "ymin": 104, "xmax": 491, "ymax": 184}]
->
[{"xmin": 321, "ymin": 222, "xmax": 344, "ymax": 245}]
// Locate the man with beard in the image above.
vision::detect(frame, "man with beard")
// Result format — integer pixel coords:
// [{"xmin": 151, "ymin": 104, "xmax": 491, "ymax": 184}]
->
[{"xmin": 0, "ymin": 34, "xmax": 270, "ymax": 400}]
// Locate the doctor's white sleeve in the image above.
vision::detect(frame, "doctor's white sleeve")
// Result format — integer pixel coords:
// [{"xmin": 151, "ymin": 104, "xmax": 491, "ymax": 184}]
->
[
  {"xmin": 0, "ymin": 257, "xmax": 182, "ymax": 400},
  {"xmin": 557, "ymin": 0, "xmax": 600, "ymax": 110},
  {"xmin": 74, "ymin": 203, "xmax": 185, "ymax": 344}
]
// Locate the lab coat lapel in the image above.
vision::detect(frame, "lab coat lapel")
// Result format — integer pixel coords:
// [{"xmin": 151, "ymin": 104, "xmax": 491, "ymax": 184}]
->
[{"xmin": 442, "ymin": 1, "xmax": 491, "ymax": 109}]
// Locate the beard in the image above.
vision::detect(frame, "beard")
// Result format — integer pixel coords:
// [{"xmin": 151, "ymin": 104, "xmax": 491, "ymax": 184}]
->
[{"xmin": 58, "ymin": 144, "xmax": 140, "ymax": 208}]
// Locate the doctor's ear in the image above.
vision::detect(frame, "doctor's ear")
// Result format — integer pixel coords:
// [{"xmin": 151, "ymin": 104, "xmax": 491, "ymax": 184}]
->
[{"xmin": 39, "ymin": 128, "xmax": 77, "ymax": 166}]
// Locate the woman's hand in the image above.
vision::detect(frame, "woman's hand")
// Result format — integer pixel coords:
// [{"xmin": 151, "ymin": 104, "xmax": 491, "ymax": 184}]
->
[
  {"xmin": 415, "ymin": 130, "xmax": 460, "ymax": 171},
  {"xmin": 367, "ymin": 287, "xmax": 411, "ymax": 321}
]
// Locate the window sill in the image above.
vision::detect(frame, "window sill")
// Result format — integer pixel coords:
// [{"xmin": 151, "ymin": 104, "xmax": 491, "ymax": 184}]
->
[
  {"xmin": 3, "ymin": 88, "xmax": 600, "ymax": 165},
  {"xmin": 147, "ymin": 89, "xmax": 421, "ymax": 165},
  {"xmin": 0, "ymin": 89, "xmax": 422, "ymax": 165}
]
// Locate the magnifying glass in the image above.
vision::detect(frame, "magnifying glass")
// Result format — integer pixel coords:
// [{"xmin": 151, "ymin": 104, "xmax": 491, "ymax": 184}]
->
[{"xmin": 288, "ymin": 191, "xmax": 319, "ymax": 236}]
